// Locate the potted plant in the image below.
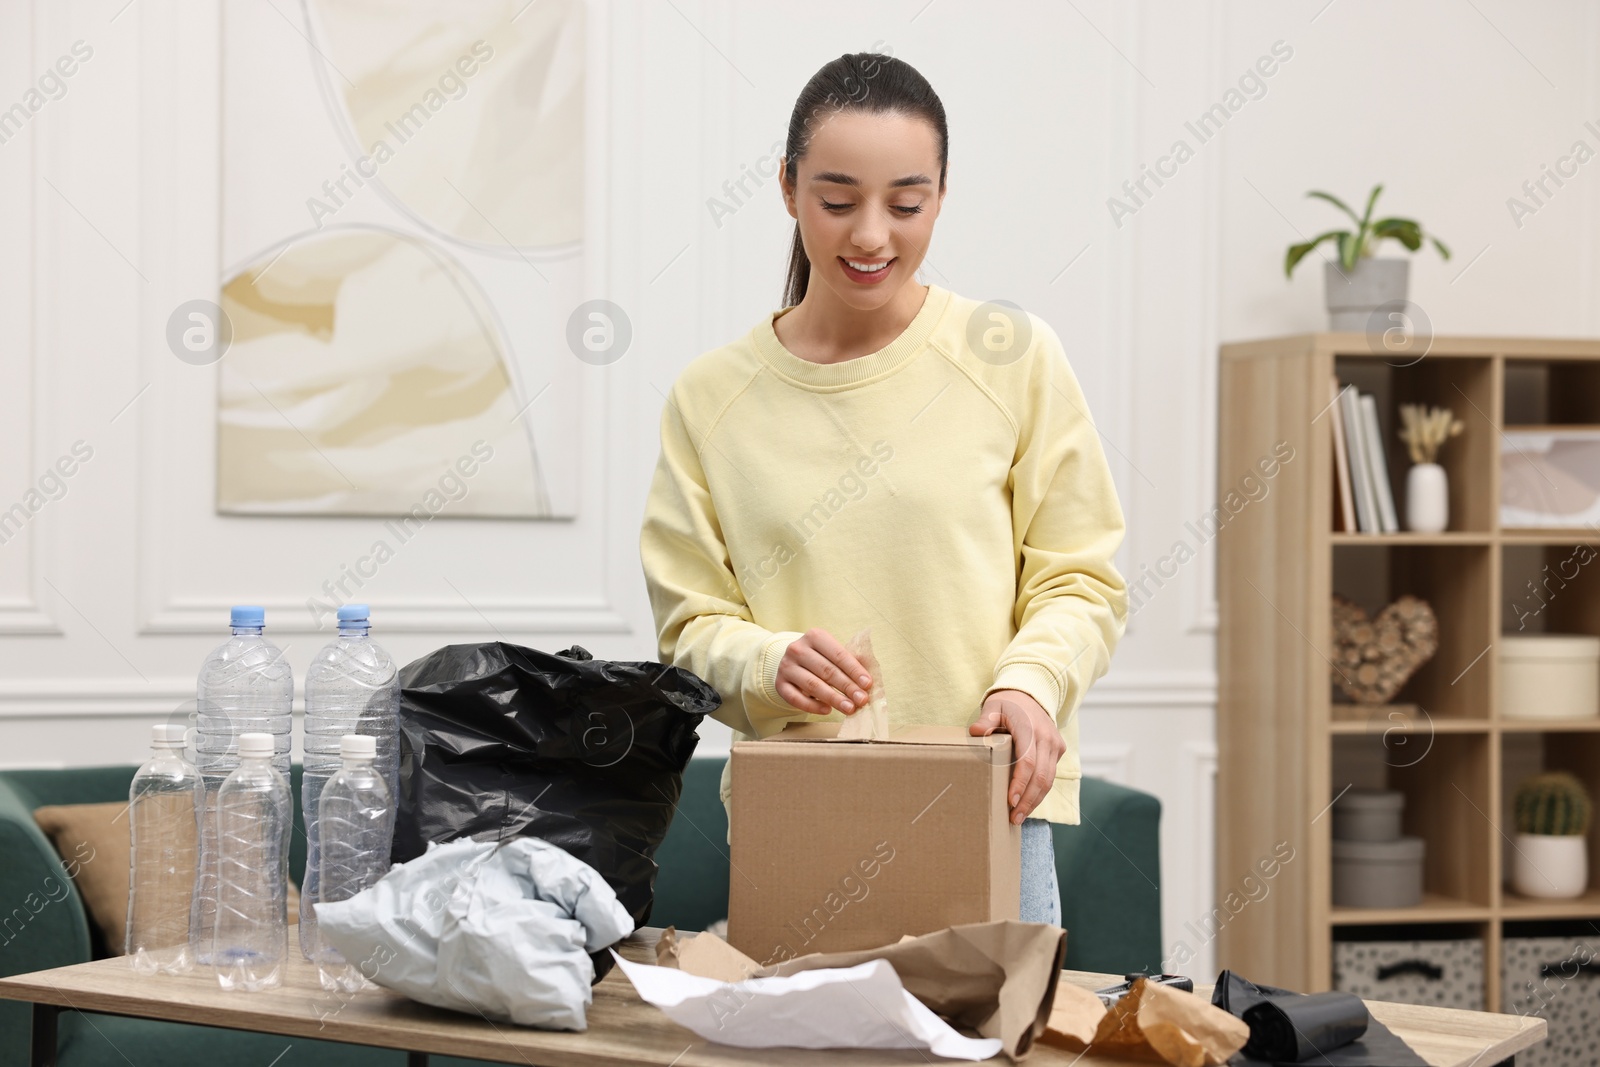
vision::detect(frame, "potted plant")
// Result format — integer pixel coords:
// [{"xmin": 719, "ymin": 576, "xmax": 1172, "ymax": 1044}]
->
[
  {"xmin": 1283, "ymin": 183, "xmax": 1450, "ymax": 330},
  {"xmin": 1511, "ymin": 771, "xmax": 1592, "ymax": 899}
]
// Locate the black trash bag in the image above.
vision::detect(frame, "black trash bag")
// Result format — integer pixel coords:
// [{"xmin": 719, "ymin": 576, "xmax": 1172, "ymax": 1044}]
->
[
  {"xmin": 392, "ymin": 641, "xmax": 718, "ymax": 943},
  {"xmin": 1213, "ymin": 970, "xmax": 1428, "ymax": 1066}
]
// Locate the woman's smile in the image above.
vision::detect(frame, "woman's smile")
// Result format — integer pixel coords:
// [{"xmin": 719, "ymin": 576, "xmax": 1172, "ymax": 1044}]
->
[{"xmin": 838, "ymin": 256, "xmax": 896, "ymax": 285}]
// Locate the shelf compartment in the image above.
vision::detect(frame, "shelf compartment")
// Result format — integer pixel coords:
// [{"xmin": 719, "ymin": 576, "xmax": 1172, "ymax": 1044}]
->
[
  {"xmin": 1333, "ymin": 543, "xmax": 1494, "ymax": 719},
  {"xmin": 1502, "ymin": 732, "xmax": 1600, "ymax": 901},
  {"xmin": 1334, "ymin": 354, "xmax": 1496, "ymax": 534},
  {"xmin": 1504, "ymin": 361, "xmax": 1600, "ymax": 427},
  {"xmin": 1501, "ymin": 542, "xmax": 1600, "ymax": 638},
  {"xmin": 1331, "ymin": 732, "xmax": 1494, "ymax": 909}
]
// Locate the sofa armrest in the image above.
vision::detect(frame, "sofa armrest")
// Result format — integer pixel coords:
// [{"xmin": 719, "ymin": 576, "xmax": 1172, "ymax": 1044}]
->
[
  {"xmin": 0, "ymin": 777, "xmax": 96, "ymax": 1066},
  {"xmin": 1053, "ymin": 777, "xmax": 1162, "ymax": 975},
  {"xmin": 0, "ymin": 777, "xmax": 94, "ymax": 974}
]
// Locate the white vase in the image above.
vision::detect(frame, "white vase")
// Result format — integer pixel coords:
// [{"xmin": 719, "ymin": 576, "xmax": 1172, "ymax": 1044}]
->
[
  {"xmin": 1511, "ymin": 833, "xmax": 1588, "ymax": 899},
  {"xmin": 1405, "ymin": 462, "xmax": 1448, "ymax": 533}
]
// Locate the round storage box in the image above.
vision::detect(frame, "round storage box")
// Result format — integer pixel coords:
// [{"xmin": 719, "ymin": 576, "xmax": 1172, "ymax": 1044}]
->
[
  {"xmin": 1332, "ymin": 836, "xmax": 1424, "ymax": 909},
  {"xmin": 1332, "ymin": 789, "xmax": 1405, "ymax": 842},
  {"xmin": 1499, "ymin": 634, "xmax": 1600, "ymax": 720}
]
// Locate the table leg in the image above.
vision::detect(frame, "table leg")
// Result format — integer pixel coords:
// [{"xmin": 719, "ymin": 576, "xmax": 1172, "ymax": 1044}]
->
[
  {"xmin": 30, "ymin": 1003, "xmax": 59, "ymax": 1067},
  {"xmin": 407, "ymin": 1053, "xmax": 428, "ymax": 1067}
]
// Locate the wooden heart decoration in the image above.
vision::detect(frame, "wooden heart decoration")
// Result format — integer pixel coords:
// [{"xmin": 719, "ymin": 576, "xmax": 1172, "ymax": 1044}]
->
[{"xmin": 1330, "ymin": 593, "xmax": 1439, "ymax": 704}]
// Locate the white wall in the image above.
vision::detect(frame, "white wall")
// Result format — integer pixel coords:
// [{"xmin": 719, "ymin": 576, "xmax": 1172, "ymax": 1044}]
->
[{"xmin": 3, "ymin": 0, "xmax": 1598, "ymax": 980}]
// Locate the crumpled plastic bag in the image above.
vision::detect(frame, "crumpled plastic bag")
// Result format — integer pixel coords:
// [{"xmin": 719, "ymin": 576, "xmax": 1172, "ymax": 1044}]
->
[
  {"xmin": 393, "ymin": 642, "xmax": 718, "ymax": 934},
  {"xmin": 314, "ymin": 836, "xmax": 634, "ymax": 1030}
]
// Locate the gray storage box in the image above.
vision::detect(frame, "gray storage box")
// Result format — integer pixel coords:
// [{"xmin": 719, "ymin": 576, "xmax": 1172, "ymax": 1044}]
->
[
  {"xmin": 1503, "ymin": 934, "xmax": 1600, "ymax": 1067},
  {"xmin": 1332, "ymin": 789, "xmax": 1405, "ymax": 842},
  {"xmin": 1332, "ymin": 836, "xmax": 1425, "ymax": 908},
  {"xmin": 1333, "ymin": 937, "xmax": 1484, "ymax": 1009}
]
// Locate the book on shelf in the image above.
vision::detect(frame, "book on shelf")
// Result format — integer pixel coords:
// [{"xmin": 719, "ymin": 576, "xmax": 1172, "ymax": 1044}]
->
[
  {"xmin": 1331, "ymin": 382, "xmax": 1401, "ymax": 534},
  {"xmin": 1329, "ymin": 375, "xmax": 1355, "ymax": 533},
  {"xmin": 1337, "ymin": 383, "xmax": 1378, "ymax": 533},
  {"xmin": 1358, "ymin": 392, "xmax": 1400, "ymax": 533}
]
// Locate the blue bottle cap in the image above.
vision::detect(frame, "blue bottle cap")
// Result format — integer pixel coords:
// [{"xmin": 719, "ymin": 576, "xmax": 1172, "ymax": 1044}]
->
[
  {"xmin": 230, "ymin": 605, "xmax": 265, "ymax": 627},
  {"xmin": 337, "ymin": 604, "xmax": 370, "ymax": 625}
]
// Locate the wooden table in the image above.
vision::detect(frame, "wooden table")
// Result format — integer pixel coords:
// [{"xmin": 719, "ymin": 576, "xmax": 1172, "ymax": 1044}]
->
[{"xmin": 0, "ymin": 930, "xmax": 1546, "ymax": 1067}]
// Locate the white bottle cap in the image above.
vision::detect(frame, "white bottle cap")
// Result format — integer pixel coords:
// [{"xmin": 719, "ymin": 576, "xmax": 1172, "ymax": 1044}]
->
[
  {"xmin": 238, "ymin": 732, "xmax": 274, "ymax": 759},
  {"xmin": 151, "ymin": 724, "xmax": 187, "ymax": 748},
  {"xmin": 340, "ymin": 734, "xmax": 377, "ymax": 761}
]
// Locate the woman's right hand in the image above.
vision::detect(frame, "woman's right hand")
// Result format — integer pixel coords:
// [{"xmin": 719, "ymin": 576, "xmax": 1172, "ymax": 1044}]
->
[{"xmin": 775, "ymin": 628, "xmax": 873, "ymax": 715}]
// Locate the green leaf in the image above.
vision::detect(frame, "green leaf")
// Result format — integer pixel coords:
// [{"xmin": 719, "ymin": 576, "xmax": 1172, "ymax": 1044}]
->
[
  {"xmin": 1284, "ymin": 230, "xmax": 1345, "ymax": 277},
  {"xmin": 1306, "ymin": 191, "xmax": 1363, "ymax": 227},
  {"xmin": 1371, "ymin": 218, "xmax": 1423, "ymax": 251},
  {"xmin": 1359, "ymin": 183, "xmax": 1384, "ymax": 229},
  {"xmin": 1429, "ymin": 235, "xmax": 1451, "ymax": 260},
  {"xmin": 1336, "ymin": 232, "xmax": 1359, "ymax": 271}
]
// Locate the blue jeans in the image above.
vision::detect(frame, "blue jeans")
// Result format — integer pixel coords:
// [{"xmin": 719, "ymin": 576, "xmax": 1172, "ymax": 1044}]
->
[{"xmin": 1020, "ymin": 817, "xmax": 1062, "ymax": 925}]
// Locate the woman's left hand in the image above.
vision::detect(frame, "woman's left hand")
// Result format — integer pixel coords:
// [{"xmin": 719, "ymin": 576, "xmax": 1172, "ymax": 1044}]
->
[{"xmin": 969, "ymin": 689, "xmax": 1063, "ymax": 824}]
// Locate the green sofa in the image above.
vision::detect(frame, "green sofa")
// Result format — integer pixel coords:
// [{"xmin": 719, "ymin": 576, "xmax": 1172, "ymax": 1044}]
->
[{"xmin": 0, "ymin": 760, "xmax": 1160, "ymax": 1066}]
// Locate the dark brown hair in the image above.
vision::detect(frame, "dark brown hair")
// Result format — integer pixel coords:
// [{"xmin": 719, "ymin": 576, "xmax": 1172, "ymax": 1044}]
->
[{"xmin": 781, "ymin": 52, "xmax": 949, "ymax": 308}]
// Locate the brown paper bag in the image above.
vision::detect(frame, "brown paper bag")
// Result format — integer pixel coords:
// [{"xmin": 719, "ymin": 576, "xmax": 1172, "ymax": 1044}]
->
[
  {"xmin": 1041, "ymin": 977, "xmax": 1249, "ymax": 1067},
  {"xmin": 654, "ymin": 926, "xmax": 763, "ymax": 984},
  {"xmin": 837, "ymin": 627, "xmax": 890, "ymax": 740}
]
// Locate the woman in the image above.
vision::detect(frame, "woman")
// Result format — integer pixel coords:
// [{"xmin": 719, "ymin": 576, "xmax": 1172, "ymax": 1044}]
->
[{"xmin": 639, "ymin": 52, "xmax": 1128, "ymax": 926}]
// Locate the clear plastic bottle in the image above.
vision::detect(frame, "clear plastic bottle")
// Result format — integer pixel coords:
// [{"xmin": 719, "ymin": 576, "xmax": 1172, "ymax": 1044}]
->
[
  {"xmin": 310, "ymin": 734, "xmax": 393, "ymax": 991},
  {"xmin": 126, "ymin": 724, "xmax": 200, "ymax": 975},
  {"xmin": 213, "ymin": 731, "xmax": 290, "ymax": 991},
  {"xmin": 191, "ymin": 606, "xmax": 293, "ymax": 963},
  {"xmin": 300, "ymin": 604, "xmax": 399, "ymax": 962}
]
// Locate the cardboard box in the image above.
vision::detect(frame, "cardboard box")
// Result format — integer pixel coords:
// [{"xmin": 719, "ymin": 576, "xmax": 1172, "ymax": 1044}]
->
[{"xmin": 727, "ymin": 722, "xmax": 1021, "ymax": 964}]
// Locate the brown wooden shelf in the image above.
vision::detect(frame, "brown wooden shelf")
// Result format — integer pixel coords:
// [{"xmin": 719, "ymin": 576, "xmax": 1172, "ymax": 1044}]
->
[
  {"xmin": 1498, "ymin": 717, "xmax": 1600, "ymax": 732},
  {"xmin": 1218, "ymin": 335, "xmax": 1600, "ymax": 1014},
  {"xmin": 1499, "ymin": 888, "xmax": 1600, "ymax": 919},
  {"xmin": 1329, "ymin": 718, "xmax": 1490, "ymax": 735},
  {"xmin": 1501, "ymin": 528, "xmax": 1600, "ymax": 544},
  {"xmin": 1330, "ymin": 532, "xmax": 1494, "ymax": 545},
  {"xmin": 1329, "ymin": 893, "xmax": 1493, "ymax": 925}
]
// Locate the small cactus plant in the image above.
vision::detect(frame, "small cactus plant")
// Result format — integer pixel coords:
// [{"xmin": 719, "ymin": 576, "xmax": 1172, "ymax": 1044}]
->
[{"xmin": 1515, "ymin": 772, "xmax": 1593, "ymax": 837}]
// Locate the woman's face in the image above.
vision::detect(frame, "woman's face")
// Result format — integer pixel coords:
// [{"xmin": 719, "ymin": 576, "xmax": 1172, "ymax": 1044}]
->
[{"xmin": 781, "ymin": 109, "xmax": 945, "ymax": 311}]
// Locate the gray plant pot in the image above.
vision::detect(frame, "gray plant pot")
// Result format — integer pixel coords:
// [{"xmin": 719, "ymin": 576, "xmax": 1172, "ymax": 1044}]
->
[{"xmin": 1325, "ymin": 257, "xmax": 1409, "ymax": 331}]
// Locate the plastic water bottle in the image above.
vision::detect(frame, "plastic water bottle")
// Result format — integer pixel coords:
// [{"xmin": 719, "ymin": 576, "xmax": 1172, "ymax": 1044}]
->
[
  {"xmin": 126, "ymin": 724, "xmax": 199, "ymax": 975},
  {"xmin": 310, "ymin": 734, "xmax": 393, "ymax": 991},
  {"xmin": 191, "ymin": 606, "xmax": 293, "ymax": 963},
  {"xmin": 213, "ymin": 732, "xmax": 290, "ymax": 991},
  {"xmin": 300, "ymin": 604, "xmax": 399, "ymax": 962}
]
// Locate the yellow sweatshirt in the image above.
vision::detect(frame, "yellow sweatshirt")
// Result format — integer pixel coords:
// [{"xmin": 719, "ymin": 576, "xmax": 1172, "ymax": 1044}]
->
[{"xmin": 639, "ymin": 283, "xmax": 1128, "ymax": 825}]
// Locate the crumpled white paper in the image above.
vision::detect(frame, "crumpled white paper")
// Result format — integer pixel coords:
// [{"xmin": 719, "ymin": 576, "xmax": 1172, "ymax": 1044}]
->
[
  {"xmin": 612, "ymin": 951, "xmax": 1003, "ymax": 1061},
  {"xmin": 314, "ymin": 836, "xmax": 634, "ymax": 1030}
]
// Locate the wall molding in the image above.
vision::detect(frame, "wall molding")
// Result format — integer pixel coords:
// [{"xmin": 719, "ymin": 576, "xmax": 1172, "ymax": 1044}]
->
[
  {"xmin": 0, "ymin": 0, "xmax": 62, "ymax": 638},
  {"xmin": 1080, "ymin": 742, "xmax": 1133, "ymax": 784}
]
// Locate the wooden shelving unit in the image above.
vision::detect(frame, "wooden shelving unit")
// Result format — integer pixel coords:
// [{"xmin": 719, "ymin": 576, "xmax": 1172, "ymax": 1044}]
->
[{"xmin": 1217, "ymin": 333, "xmax": 1600, "ymax": 1011}]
